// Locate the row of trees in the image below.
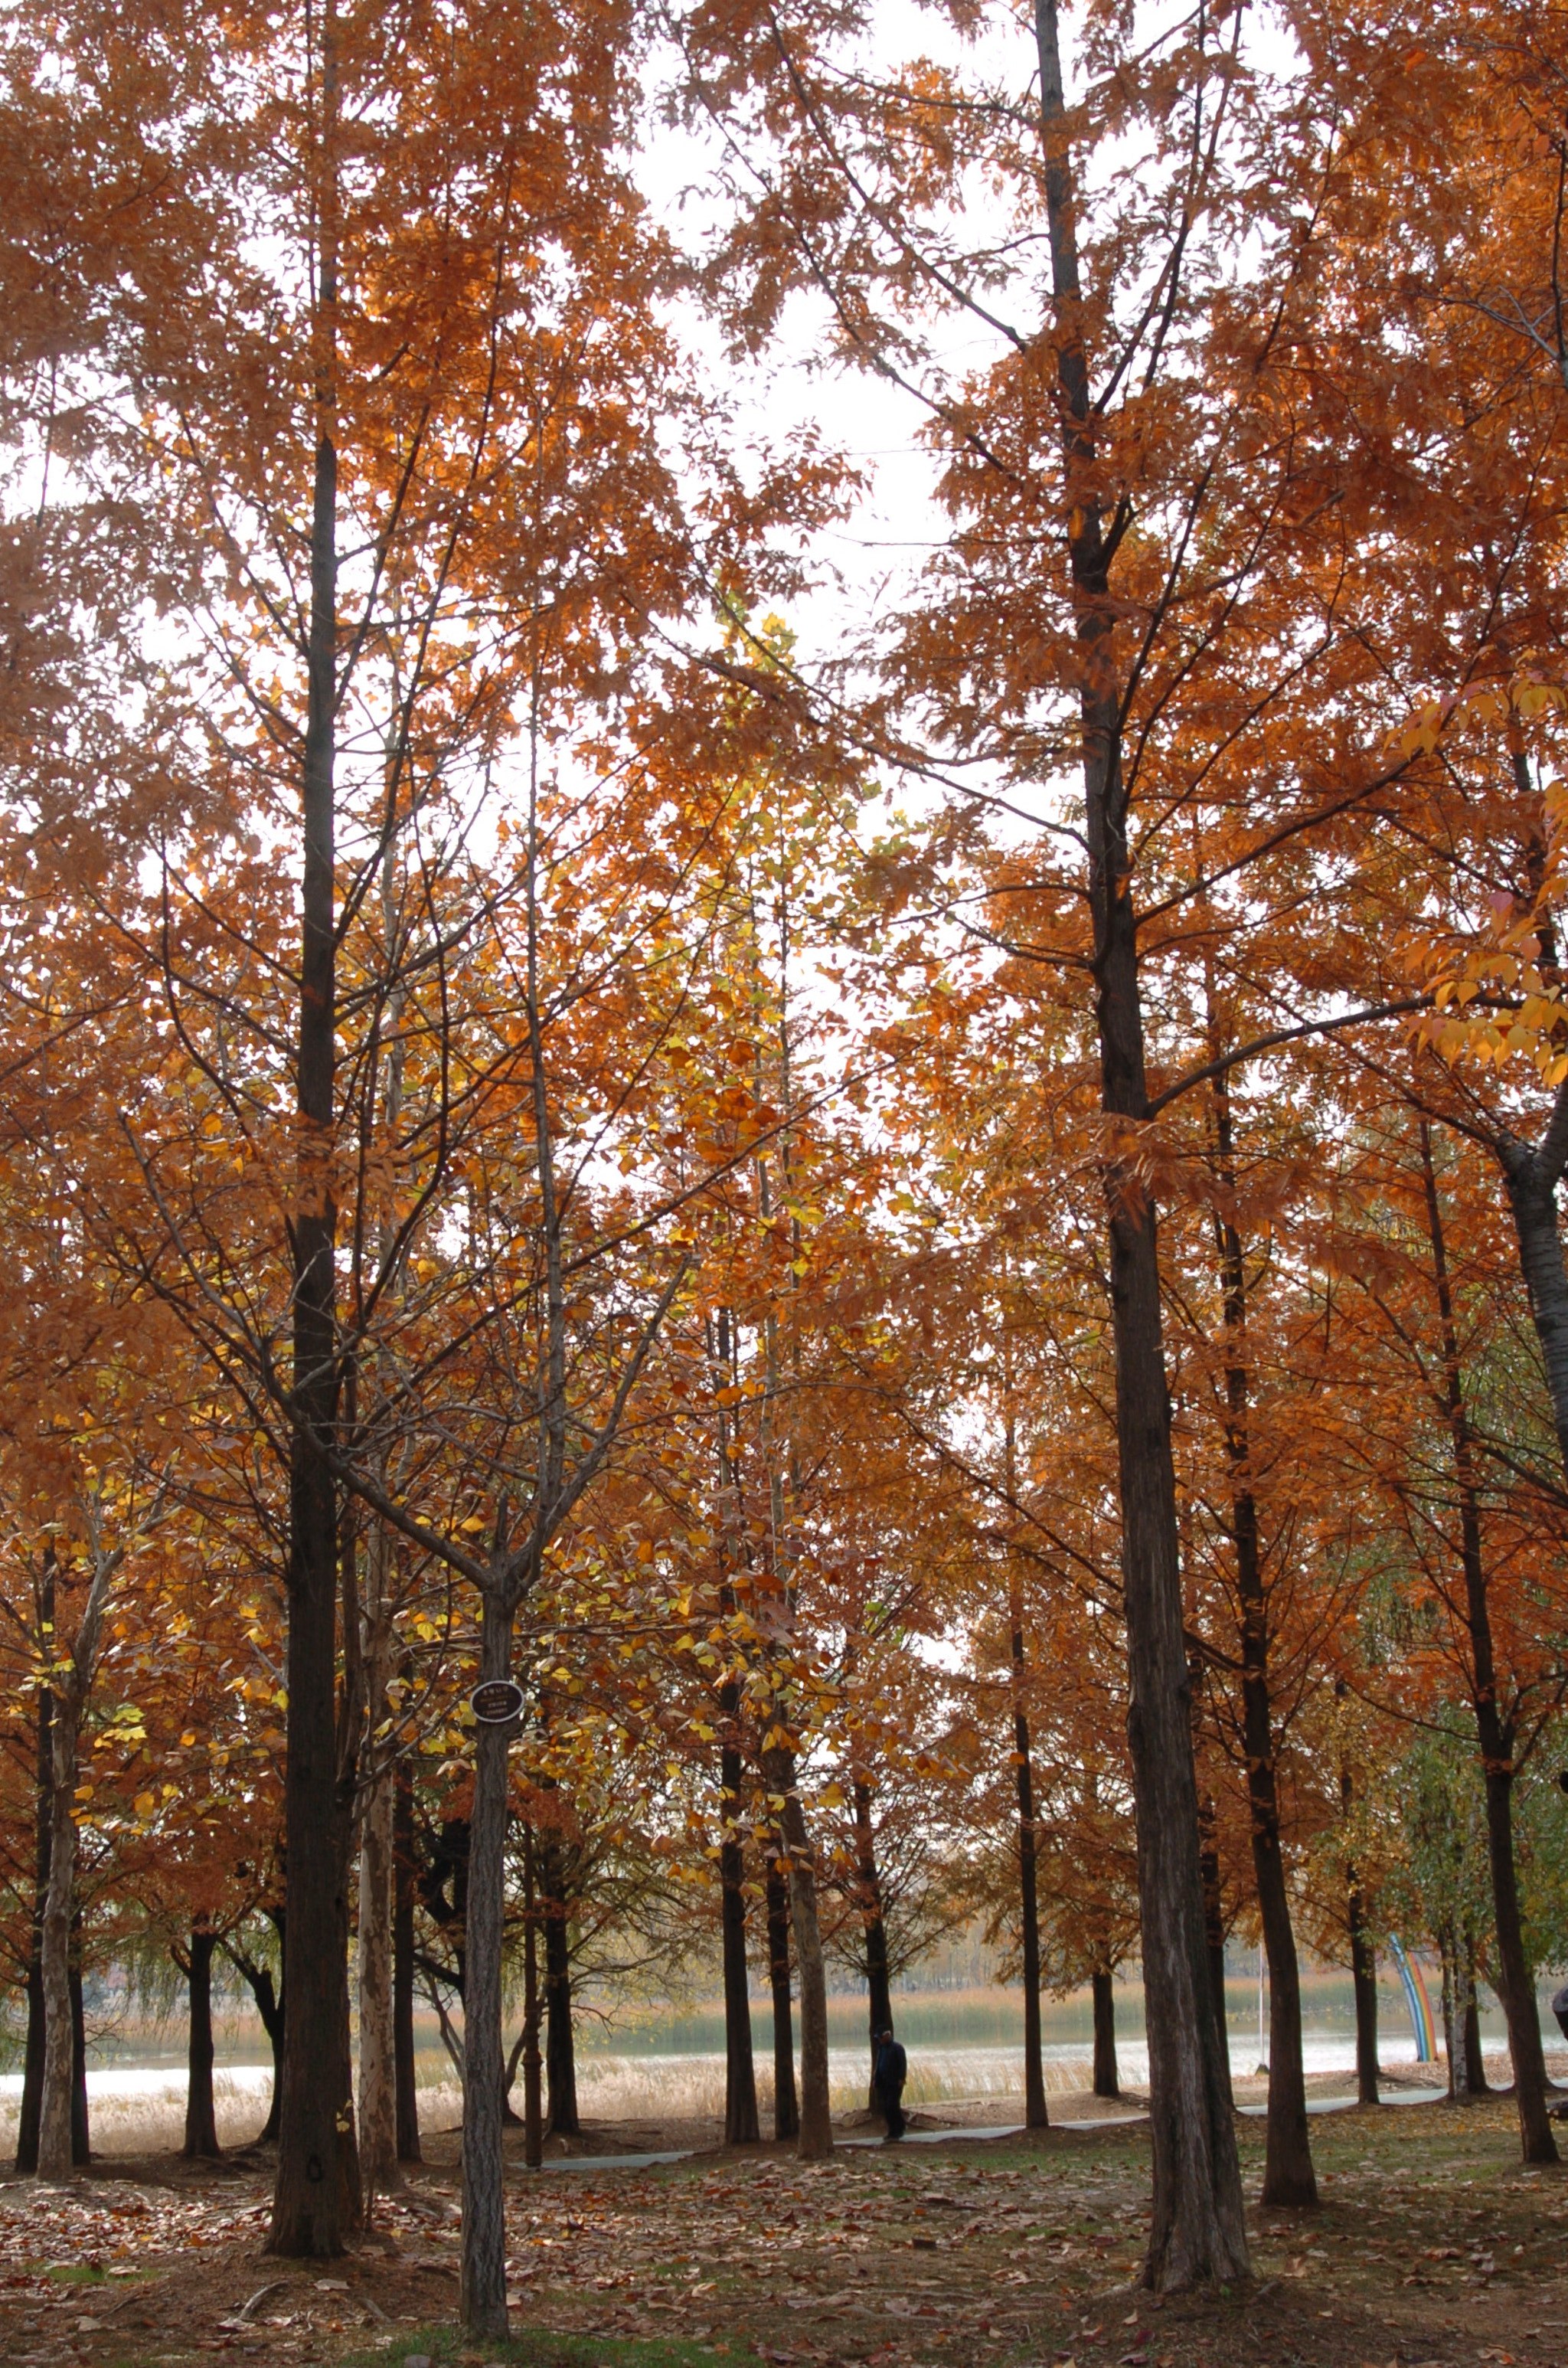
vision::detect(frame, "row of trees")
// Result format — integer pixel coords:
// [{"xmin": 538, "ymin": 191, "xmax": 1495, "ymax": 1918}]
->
[{"xmin": 2, "ymin": 0, "xmax": 1567, "ymax": 2319}]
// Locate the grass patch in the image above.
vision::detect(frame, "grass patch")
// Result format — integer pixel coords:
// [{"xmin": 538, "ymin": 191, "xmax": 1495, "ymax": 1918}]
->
[
  {"xmin": 43, "ymin": 2260, "xmax": 109, "ymax": 2284},
  {"xmin": 360, "ymin": 2328, "xmax": 764, "ymax": 2368}
]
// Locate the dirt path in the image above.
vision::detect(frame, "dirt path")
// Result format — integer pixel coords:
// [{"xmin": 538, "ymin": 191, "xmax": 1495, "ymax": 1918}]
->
[{"xmin": 0, "ymin": 2089, "xmax": 1563, "ymax": 2368}]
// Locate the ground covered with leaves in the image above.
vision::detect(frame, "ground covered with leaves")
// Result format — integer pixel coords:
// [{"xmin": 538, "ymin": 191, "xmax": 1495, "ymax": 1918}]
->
[{"xmin": 1, "ymin": 2098, "xmax": 1565, "ymax": 2368}]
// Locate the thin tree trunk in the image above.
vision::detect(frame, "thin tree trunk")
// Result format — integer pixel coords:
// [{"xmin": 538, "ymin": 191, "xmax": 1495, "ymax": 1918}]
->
[
  {"xmin": 720, "ymin": 1719, "xmax": 760, "ymax": 2144},
  {"xmin": 542, "ymin": 1844, "xmax": 579, "ymax": 2136},
  {"xmin": 15, "ymin": 1614, "xmax": 52, "ymax": 2175},
  {"xmin": 1423, "ymin": 1124, "xmax": 1557, "ymax": 2163},
  {"xmin": 258, "ymin": 1972, "xmax": 285, "ymax": 2144},
  {"xmin": 393, "ymin": 1765, "xmax": 421, "ymax": 2164},
  {"xmin": 1439, "ymin": 1937, "xmax": 1457, "ymax": 2095},
  {"xmin": 1093, "ymin": 1970, "xmax": 1119, "ymax": 2098},
  {"xmin": 358, "ymin": 1755, "xmax": 397, "ymax": 2200},
  {"xmin": 1034, "ymin": 0, "xmax": 1247, "ymax": 2283},
  {"xmin": 852, "ymin": 1777, "xmax": 894, "ymax": 2111},
  {"xmin": 524, "ymin": 1826, "xmax": 543, "ymax": 2170},
  {"xmin": 1348, "ymin": 1901, "xmax": 1380, "ymax": 2108},
  {"xmin": 459, "ymin": 1591, "xmax": 512, "ymax": 2340},
  {"xmin": 69, "ymin": 1953, "xmax": 88, "ymax": 2167},
  {"xmin": 1464, "ymin": 1950, "xmax": 1488, "ymax": 2096},
  {"xmin": 226, "ymin": 1931, "xmax": 285, "ymax": 2144},
  {"xmin": 1501, "ymin": 1140, "xmax": 1568, "ymax": 1476},
  {"xmin": 1212, "ymin": 1098, "xmax": 1315, "ymax": 2207},
  {"xmin": 18, "ymin": 1951, "xmax": 44, "ymax": 2174},
  {"xmin": 1450, "ymin": 1931, "xmax": 1472, "ymax": 2098},
  {"xmin": 1008, "ymin": 1549, "xmax": 1048, "ymax": 2130},
  {"xmin": 763, "ymin": 1744, "xmax": 831, "ymax": 2159},
  {"xmin": 37, "ymin": 1689, "xmax": 80, "ymax": 2180},
  {"xmin": 1197, "ymin": 1797, "xmax": 1234, "ymax": 2111},
  {"xmin": 766, "ymin": 1854, "xmax": 799, "ymax": 2141},
  {"xmin": 501, "ymin": 2026, "xmax": 526, "ymax": 2127},
  {"xmin": 181, "ymin": 1929, "xmax": 221, "ymax": 2159},
  {"xmin": 270, "ymin": 3, "xmax": 359, "ymax": 2245}
]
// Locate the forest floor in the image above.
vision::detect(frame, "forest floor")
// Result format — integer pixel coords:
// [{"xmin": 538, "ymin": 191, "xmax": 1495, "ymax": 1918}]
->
[{"xmin": 2, "ymin": 2084, "xmax": 1565, "ymax": 2368}]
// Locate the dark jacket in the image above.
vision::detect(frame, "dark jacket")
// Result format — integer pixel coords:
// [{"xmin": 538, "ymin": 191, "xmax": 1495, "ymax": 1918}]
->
[{"xmin": 875, "ymin": 2036, "xmax": 908, "ymax": 2096}]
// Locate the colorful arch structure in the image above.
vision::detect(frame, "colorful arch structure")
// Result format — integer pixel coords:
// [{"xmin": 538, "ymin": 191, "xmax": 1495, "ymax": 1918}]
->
[{"xmin": 1389, "ymin": 1935, "xmax": 1437, "ymax": 2062}]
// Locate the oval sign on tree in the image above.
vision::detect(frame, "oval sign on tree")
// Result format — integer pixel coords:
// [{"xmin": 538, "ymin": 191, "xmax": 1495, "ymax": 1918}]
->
[{"xmin": 469, "ymin": 1680, "xmax": 525, "ymax": 1726}]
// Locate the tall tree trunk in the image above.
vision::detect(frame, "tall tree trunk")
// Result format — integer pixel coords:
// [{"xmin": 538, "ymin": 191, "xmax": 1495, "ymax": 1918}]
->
[
  {"xmin": 18, "ymin": 1951, "xmax": 44, "ymax": 2174},
  {"xmin": 766, "ymin": 1854, "xmax": 799, "ymax": 2141},
  {"xmin": 523, "ymin": 1825, "xmax": 543, "ymax": 2170},
  {"xmin": 1464, "ymin": 1948, "xmax": 1488, "ymax": 2096},
  {"xmin": 1093, "ymin": 1970, "xmax": 1119, "ymax": 2098},
  {"xmin": 1423, "ymin": 1125, "xmax": 1557, "ymax": 2163},
  {"xmin": 358, "ymin": 1755, "xmax": 397, "ymax": 2200},
  {"xmin": 226, "ymin": 1930, "xmax": 285, "ymax": 2144},
  {"xmin": 719, "ymin": 1715, "xmax": 759, "ymax": 2142},
  {"xmin": 69, "ymin": 1952, "xmax": 88, "ymax": 2167},
  {"xmin": 852, "ymin": 1778, "xmax": 894, "ymax": 2109},
  {"xmin": 763, "ymin": 1744, "xmax": 831, "ymax": 2159},
  {"xmin": 1034, "ymin": 0, "xmax": 1247, "ymax": 2284},
  {"xmin": 270, "ymin": 7, "xmax": 359, "ymax": 2247},
  {"xmin": 356, "ymin": 1519, "xmax": 397, "ymax": 2206},
  {"xmin": 1348, "ymin": 1899, "xmax": 1380, "ymax": 2109},
  {"xmin": 257, "ymin": 1970, "xmax": 284, "ymax": 2144},
  {"xmin": 1197, "ymin": 1796, "xmax": 1234, "ymax": 2111},
  {"xmin": 1449, "ymin": 1931, "xmax": 1472, "ymax": 2098},
  {"xmin": 393, "ymin": 1761, "xmax": 421, "ymax": 2164},
  {"xmin": 181, "ymin": 1929, "xmax": 221, "ymax": 2159},
  {"xmin": 1501, "ymin": 1131, "xmax": 1568, "ymax": 1477},
  {"xmin": 459, "ymin": 1591, "xmax": 512, "ymax": 2340},
  {"xmin": 37, "ymin": 1688, "xmax": 80, "ymax": 2180},
  {"xmin": 542, "ymin": 1843, "xmax": 579, "ymax": 2136},
  {"xmin": 16, "ymin": 1616, "xmax": 52, "ymax": 2175},
  {"xmin": 1212, "ymin": 1086, "xmax": 1315, "ymax": 2209},
  {"xmin": 1008, "ymin": 1552, "xmax": 1048, "ymax": 2130}
]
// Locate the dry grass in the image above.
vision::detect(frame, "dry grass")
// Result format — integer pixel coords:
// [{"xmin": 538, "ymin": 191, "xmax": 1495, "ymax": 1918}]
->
[{"xmin": 0, "ymin": 2040, "xmax": 1096, "ymax": 2157}]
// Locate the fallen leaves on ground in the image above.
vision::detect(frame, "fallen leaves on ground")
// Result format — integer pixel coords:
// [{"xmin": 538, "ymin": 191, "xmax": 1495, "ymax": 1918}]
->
[{"xmin": 0, "ymin": 2099, "xmax": 1565, "ymax": 2368}]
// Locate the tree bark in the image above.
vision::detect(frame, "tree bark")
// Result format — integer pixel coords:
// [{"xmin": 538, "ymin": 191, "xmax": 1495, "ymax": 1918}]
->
[
  {"xmin": 17, "ymin": 1949, "xmax": 44, "ymax": 2175},
  {"xmin": 269, "ymin": 5, "xmax": 360, "ymax": 2245},
  {"xmin": 226, "ymin": 1925, "xmax": 285, "ymax": 2144},
  {"xmin": 1033, "ymin": 0, "xmax": 1248, "ymax": 2285},
  {"xmin": 763, "ymin": 1744, "xmax": 831, "ymax": 2159},
  {"xmin": 1348, "ymin": 1899, "xmax": 1380, "ymax": 2108},
  {"xmin": 720, "ymin": 1727, "xmax": 760, "ymax": 2144},
  {"xmin": 1213, "ymin": 1087, "xmax": 1315, "ymax": 2208},
  {"xmin": 1464, "ymin": 1954, "xmax": 1489, "ymax": 2095},
  {"xmin": 16, "ymin": 1611, "xmax": 52, "ymax": 2175},
  {"xmin": 524, "ymin": 1825, "xmax": 544, "ymax": 2170},
  {"xmin": 180, "ymin": 1928, "xmax": 221, "ymax": 2159},
  {"xmin": 37, "ymin": 1686, "xmax": 80, "ymax": 2180},
  {"xmin": 393, "ymin": 1761, "xmax": 421, "ymax": 2164},
  {"xmin": 1502, "ymin": 1140, "xmax": 1568, "ymax": 1476},
  {"xmin": 358, "ymin": 1757, "xmax": 397, "ymax": 2198},
  {"xmin": 852, "ymin": 1777, "xmax": 894, "ymax": 2111},
  {"xmin": 69, "ymin": 1954, "xmax": 88, "ymax": 2167},
  {"xmin": 1009, "ymin": 1569, "xmax": 1048, "ymax": 2129},
  {"xmin": 766, "ymin": 1854, "xmax": 799, "ymax": 2141},
  {"xmin": 1197, "ymin": 1797, "xmax": 1234, "ymax": 2111},
  {"xmin": 1449, "ymin": 1932, "xmax": 1472, "ymax": 2098},
  {"xmin": 1423, "ymin": 1126, "xmax": 1558, "ymax": 2163},
  {"xmin": 459, "ymin": 1592, "xmax": 512, "ymax": 2340},
  {"xmin": 1092, "ymin": 1970, "xmax": 1119, "ymax": 2098},
  {"xmin": 542, "ymin": 1843, "xmax": 580, "ymax": 2136}
]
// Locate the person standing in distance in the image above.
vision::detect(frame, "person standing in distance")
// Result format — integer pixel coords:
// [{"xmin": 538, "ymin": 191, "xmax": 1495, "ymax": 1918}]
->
[{"xmin": 874, "ymin": 2028, "xmax": 908, "ymax": 2141}]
